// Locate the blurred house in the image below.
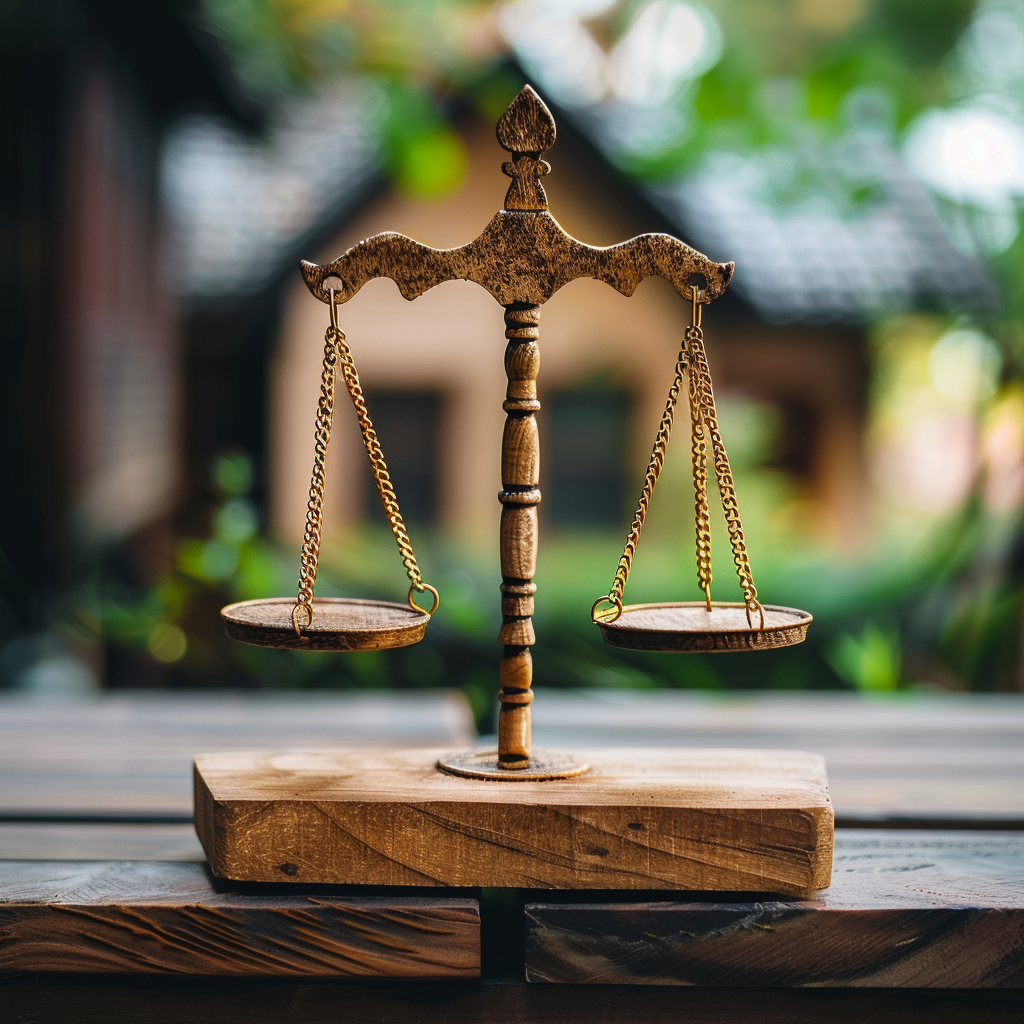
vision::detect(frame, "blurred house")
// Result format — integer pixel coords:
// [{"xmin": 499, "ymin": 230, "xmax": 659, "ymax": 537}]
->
[
  {"xmin": 1, "ymin": 3, "xmax": 250, "ymax": 683},
  {"xmin": 270, "ymin": 115, "xmax": 873, "ymax": 551},
  {"xmin": 165, "ymin": 85, "xmax": 994, "ymax": 558},
  {"xmin": 3, "ymin": 5, "xmax": 247, "ymax": 559}
]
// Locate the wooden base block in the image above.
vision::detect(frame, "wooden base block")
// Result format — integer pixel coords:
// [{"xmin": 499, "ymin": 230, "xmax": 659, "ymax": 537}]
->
[{"xmin": 194, "ymin": 748, "xmax": 833, "ymax": 894}]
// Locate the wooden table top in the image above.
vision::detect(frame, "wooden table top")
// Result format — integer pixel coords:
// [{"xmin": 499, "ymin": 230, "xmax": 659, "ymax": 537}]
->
[
  {"xmin": 2, "ymin": 687, "xmax": 1022, "ymax": 1021},
  {"xmin": 4, "ymin": 688, "xmax": 1021, "ymax": 825},
  {"xmin": 0, "ymin": 689, "xmax": 475, "ymax": 819},
  {"xmin": 529, "ymin": 690, "xmax": 1024, "ymax": 826}
]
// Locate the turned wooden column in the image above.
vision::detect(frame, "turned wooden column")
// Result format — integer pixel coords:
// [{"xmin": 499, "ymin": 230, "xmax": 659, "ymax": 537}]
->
[{"xmin": 498, "ymin": 301, "xmax": 542, "ymax": 769}]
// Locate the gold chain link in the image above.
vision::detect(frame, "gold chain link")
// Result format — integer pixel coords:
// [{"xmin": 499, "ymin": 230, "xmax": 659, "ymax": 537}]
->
[
  {"xmin": 688, "ymin": 323, "xmax": 714, "ymax": 611},
  {"xmin": 592, "ymin": 287, "xmax": 764, "ymax": 629},
  {"xmin": 590, "ymin": 338, "xmax": 689, "ymax": 624},
  {"xmin": 685, "ymin": 307, "xmax": 764, "ymax": 629},
  {"xmin": 292, "ymin": 292, "xmax": 438, "ymax": 637}
]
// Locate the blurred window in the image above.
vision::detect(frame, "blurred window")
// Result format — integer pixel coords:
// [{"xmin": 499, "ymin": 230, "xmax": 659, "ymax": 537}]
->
[
  {"xmin": 546, "ymin": 388, "xmax": 631, "ymax": 527},
  {"xmin": 363, "ymin": 391, "xmax": 442, "ymax": 526},
  {"xmin": 771, "ymin": 398, "xmax": 818, "ymax": 481}
]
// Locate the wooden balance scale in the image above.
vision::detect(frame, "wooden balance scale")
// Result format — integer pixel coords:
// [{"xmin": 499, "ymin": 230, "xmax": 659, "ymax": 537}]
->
[{"xmin": 196, "ymin": 87, "xmax": 832, "ymax": 895}]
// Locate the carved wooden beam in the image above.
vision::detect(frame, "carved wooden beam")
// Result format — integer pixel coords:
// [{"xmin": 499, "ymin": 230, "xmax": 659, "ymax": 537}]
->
[
  {"xmin": 300, "ymin": 87, "xmax": 733, "ymax": 308},
  {"xmin": 300, "ymin": 214, "xmax": 733, "ymax": 307}
]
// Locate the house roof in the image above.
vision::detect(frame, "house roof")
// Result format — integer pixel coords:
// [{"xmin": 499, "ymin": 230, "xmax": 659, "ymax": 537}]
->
[
  {"xmin": 648, "ymin": 139, "xmax": 998, "ymax": 324},
  {"xmin": 161, "ymin": 74, "xmax": 997, "ymax": 322},
  {"xmin": 162, "ymin": 78, "xmax": 380, "ymax": 299}
]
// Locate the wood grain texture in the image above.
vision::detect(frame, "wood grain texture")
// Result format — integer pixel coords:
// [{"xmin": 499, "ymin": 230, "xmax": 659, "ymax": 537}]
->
[
  {"xmin": 0, "ymin": 691, "xmax": 474, "ymax": 819},
  {"xmin": 0, "ymin": 860, "xmax": 479, "ymax": 976},
  {"xmin": 527, "ymin": 691, "xmax": 1024, "ymax": 827},
  {"xmin": 598, "ymin": 603, "xmax": 812, "ymax": 652},
  {"xmin": 525, "ymin": 830, "xmax": 1024, "ymax": 988},
  {"xmin": 221, "ymin": 597, "xmax": 429, "ymax": 651},
  {"xmin": 193, "ymin": 747, "xmax": 833, "ymax": 893},
  {"xmin": 498, "ymin": 303, "xmax": 542, "ymax": 767}
]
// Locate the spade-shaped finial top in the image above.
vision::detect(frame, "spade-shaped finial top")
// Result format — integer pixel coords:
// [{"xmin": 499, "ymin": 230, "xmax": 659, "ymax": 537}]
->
[
  {"xmin": 497, "ymin": 85, "xmax": 556, "ymax": 156},
  {"xmin": 497, "ymin": 86, "xmax": 556, "ymax": 211}
]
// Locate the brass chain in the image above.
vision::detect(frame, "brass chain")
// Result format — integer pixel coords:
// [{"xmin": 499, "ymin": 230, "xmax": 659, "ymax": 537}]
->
[
  {"xmin": 292, "ymin": 292, "xmax": 438, "ymax": 637},
  {"xmin": 688, "ymin": 320, "xmax": 714, "ymax": 610},
  {"xmin": 590, "ymin": 338, "xmax": 689, "ymax": 623},
  {"xmin": 592, "ymin": 287, "xmax": 764, "ymax": 629},
  {"xmin": 686, "ymin": 315, "xmax": 764, "ymax": 629}
]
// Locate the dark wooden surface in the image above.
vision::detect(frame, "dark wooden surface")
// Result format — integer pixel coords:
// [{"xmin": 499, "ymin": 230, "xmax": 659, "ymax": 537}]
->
[
  {"xmin": 1, "ymin": 977, "xmax": 1021, "ymax": 1024},
  {"xmin": 0, "ymin": 860, "xmax": 480, "ymax": 977},
  {"xmin": 528, "ymin": 690, "xmax": 1024, "ymax": 826},
  {"xmin": 0, "ymin": 690, "xmax": 474, "ymax": 819},
  {"xmin": 525, "ymin": 830, "xmax": 1024, "ymax": 987}
]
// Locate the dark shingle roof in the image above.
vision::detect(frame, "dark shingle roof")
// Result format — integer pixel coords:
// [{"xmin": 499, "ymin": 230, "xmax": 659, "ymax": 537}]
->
[{"xmin": 161, "ymin": 73, "xmax": 996, "ymax": 322}]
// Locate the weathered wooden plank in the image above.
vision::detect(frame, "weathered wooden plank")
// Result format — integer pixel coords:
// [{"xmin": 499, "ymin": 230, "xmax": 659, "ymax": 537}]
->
[
  {"xmin": 525, "ymin": 830, "xmax": 1024, "ymax": 987},
  {"xmin": 0, "ymin": 823, "xmax": 205, "ymax": 861},
  {"xmin": 0, "ymin": 860, "xmax": 479, "ymax": 977},
  {"xmin": 0, "ymin": 690, "xmax": 474, "ymax": 818},
  {"xmin": 194, "ymin": 747, "xmax": 833, "ymax": 893},
  {"xmin": 530, "ymin": 691, "xmax": 1024, "ymax": 825}
]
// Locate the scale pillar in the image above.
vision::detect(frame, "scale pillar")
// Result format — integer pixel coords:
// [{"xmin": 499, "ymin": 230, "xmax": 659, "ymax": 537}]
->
[{"xmin": 497, "ymin": 302, "xmax": 542, "ymax": 768}]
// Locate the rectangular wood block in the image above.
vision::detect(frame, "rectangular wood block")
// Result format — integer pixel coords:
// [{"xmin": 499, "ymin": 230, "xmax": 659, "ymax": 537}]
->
[
  {"xmin": 0, "ymin": 860, "xmax": 480, "ymax": 977},
  {"xmin": 194, "ymin": 748, "xmax": 834, "ymax": 893},
  {"xmin": 524, "ymin": 831, "xmax": 1024, "ymax": 988}
]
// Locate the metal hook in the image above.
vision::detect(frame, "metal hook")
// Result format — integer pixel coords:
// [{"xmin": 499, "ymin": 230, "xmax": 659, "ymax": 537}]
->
[{"xmin": 328, "ymin": 286, "xmax": 341, "ymax": 332}]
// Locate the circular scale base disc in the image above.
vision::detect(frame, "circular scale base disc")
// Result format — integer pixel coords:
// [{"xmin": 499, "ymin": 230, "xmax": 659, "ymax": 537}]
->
[
  {"xmin": 598, "ymin": 601, "xmax": 812, "ymax": 653},
  {"xmin": 437, "ymin": 749, "xmax": 590, "ymax": 781},
  {"xmin": 221, "ymin": 597, "xmax": 429, "ymax": 652}
]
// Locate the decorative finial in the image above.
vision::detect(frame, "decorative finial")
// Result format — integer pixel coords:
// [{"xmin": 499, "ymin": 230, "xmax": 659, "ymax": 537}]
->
[{"xmin": 496, "ymin": 85, "xmax": 556, "ymax": 211}]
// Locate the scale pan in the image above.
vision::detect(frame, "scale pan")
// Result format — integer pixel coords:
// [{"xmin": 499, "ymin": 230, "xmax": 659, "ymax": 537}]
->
[
  {"xmin": 597, "ymin": 601, "xmax": 811, "ymax": 653},
  {"xmin": 221, "ymin": 597, "xmax": 429, "ymax": 652}
]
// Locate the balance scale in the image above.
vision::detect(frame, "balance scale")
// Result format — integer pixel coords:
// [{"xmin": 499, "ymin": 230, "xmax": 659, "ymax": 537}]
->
[{"xmin": 195, "ymin": 87, "xmax": 832, "ymax": 895}]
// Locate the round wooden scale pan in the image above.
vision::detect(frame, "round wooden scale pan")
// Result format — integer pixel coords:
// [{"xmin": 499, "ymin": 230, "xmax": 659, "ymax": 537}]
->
[
  {"xmin": 221, "ymin": 597, "xmax": 429, "ymax": 652},
  {"xmin": 597, "ymin": 601, "xmax": 812, "ymax": 653}
]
